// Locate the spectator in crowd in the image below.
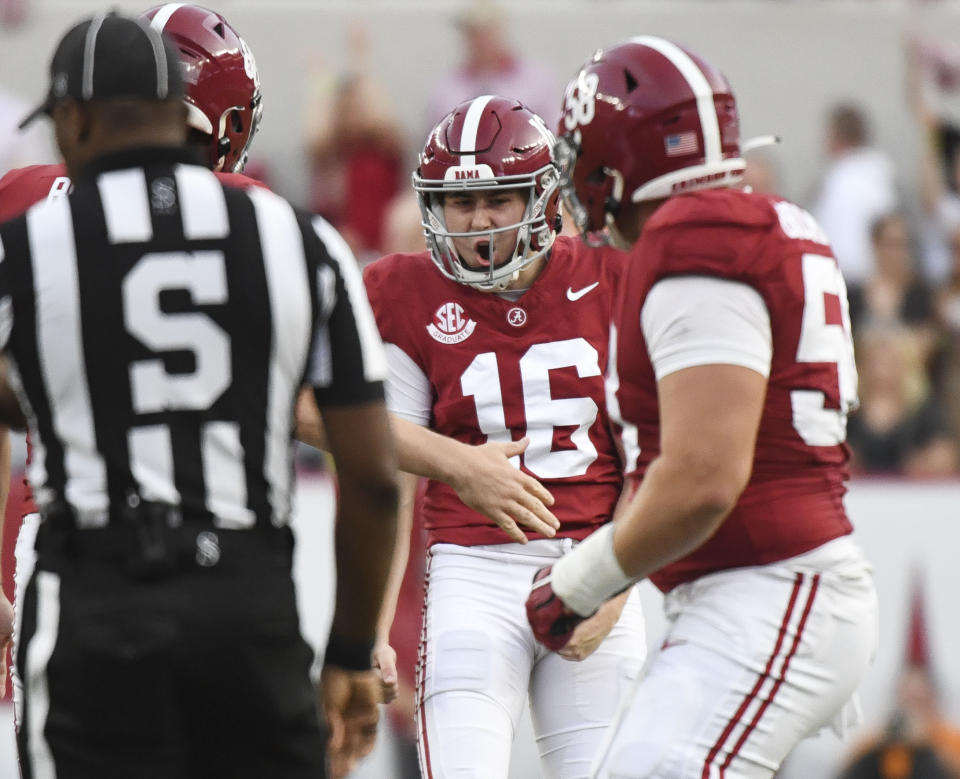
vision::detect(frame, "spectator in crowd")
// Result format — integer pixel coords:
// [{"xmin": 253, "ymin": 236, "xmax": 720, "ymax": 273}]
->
[
  {"xmin": 847, "ymin": 213, "xmax": 936, "ymax": 361},
  {"xmin": 905, "ymin": 29, "xmax": 960, "ymax": 283},
  {"xmin": 303, "ymin": 21, "xmax": 405, "ymax": 264},
  {"xmin": 837, "ymin": 577, "xmax": 960, "ymax": 779},
  {"xmin": 0, "ymin": 86, "xmax": 53, "ymax": 176},
  {"xmin": 847, "ymin": 323, "xmax": 959, "ymax": 477},
  {"xmin": 812, "ymin": 102, "xmax": 898, "ymax": 287},
  {"xmin": 425, "ymin": 0, "xmax": 557, "ymax": 130},
  {"xmin": 929, "ymin": 224, "xmax": 960, "ymax": 440}
]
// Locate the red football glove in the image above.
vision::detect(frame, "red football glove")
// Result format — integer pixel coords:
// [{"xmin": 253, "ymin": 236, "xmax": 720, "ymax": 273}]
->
[{"xmin": 526, "ymin": 564, "xmax": 590, "ymax": 652}]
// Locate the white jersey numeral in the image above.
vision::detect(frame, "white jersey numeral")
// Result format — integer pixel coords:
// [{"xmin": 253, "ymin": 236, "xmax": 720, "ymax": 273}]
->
[
  {"xmin": 791, "ymin": 253, "xmax": 858, "ymax": 446},
  {"xmin": 461, "ymin": 338, "xmax": 601, "ymax": 479},
  {"xmin": 562, "ymin": 72, "xmax": 600, "ymax": 132}
]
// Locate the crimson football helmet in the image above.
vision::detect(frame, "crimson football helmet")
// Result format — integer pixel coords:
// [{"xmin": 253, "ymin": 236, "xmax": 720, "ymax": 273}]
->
[
  {"xmin": 145, "ymin": 4, "xmax": 263, "ymax": 172},
  {"xmin": 556, "ymin": 36, "xmax": 745, "ymax": 243},
  {"xmin": 413, "ymin": 95, "xmax": 561, "ymax": 291}
]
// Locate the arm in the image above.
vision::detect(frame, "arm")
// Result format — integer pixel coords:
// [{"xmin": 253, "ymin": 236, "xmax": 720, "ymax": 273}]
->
[
  {"xmin": 905, "ymin": 31, "xmax": 952, "ymax": 217},
  {"xmin": 611, "ymin": 363, "xmax": 764, "ymax": 579},
  {"xmin": 555, "ymin": 481, "xmax": 636, "ymax": 661},
  {"xmin": 528, "ymin": 276, "xmax": 771, "ymax": 649},
  {"xmin": 390, "ymin": 415, "xmax": 558, "ymax": 543},
  {"xmin": 320, "ymin": 398, "xmax": 399, "ymax": 779},
  {"xmin": 294, "ymin": 390, "xmax": 558, "ymax": 543},
  {"xmin": 295, "ymin": 386, "xmax": 327, "ymax": 450},
  {"xmin": 529, "ymin": 363, "xmax": 765, "ymax": 651},
  {"xmin": 371, "ymin": 470, "xmax": 418, "ymax": 703}
]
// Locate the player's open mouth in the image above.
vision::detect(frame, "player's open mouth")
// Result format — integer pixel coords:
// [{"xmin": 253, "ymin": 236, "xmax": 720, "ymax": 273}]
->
[{"xmin": 474, "ymin": 241, "xmax": 492, "ymax": 268}]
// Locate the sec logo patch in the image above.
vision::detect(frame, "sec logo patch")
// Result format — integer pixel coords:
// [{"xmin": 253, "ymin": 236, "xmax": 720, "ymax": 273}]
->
[{"xmin": 427, "ymin": 302, "xmax": 477, "ymax": 344}]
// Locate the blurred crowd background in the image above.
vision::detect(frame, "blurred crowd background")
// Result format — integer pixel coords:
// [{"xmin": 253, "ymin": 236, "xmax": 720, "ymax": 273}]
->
[{"xmin": 4, "ymin": 0, "xmax": 960, "ymax": 777}]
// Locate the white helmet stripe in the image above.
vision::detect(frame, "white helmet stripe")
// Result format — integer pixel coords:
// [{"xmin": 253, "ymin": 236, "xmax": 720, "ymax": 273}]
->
[
  {"xmin": 629, "ymin": 36, "xmax": 722, "ymax": 166},
  {"xmin": 149, "ymin": 3, "xmax": 186, "ymax": 32},
  {"xmin": 458, "ymin": 95, "xmax": 495, "ymax": 168}
]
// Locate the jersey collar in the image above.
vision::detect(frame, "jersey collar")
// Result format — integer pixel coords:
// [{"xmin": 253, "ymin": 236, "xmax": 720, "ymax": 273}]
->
[{"xmin": 76, "ymin": 145, "xmax": 205, "ymax": 182}]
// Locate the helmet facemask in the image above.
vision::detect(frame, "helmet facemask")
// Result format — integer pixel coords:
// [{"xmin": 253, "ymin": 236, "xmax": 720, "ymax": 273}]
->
[{"xmin": 414, "ymin": 164, "xmax": 559, "ymax": 291}]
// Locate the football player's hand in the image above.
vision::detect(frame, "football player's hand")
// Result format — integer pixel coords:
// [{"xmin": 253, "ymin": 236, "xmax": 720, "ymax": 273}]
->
[
  {"xmin": 320, "ymin": 666, "xmax": 381, "ymax": 779},
  {"xmin": 526, "ymin": 565, "xmax": 590, "ymax": 652},
  {"xmin": 558, "ymin": 588, "xmax": 630, "ymax": 661},
  {"xmin": 372, "ymin": 641, "xmax": 399, "ymax": 704},
  {"xmin": 453, "ymin": 437, "xmax": 559, "ymax": 544},
  {"xmin": 0, "ymin": 591, "xmax": 11, "ymax": 691}
]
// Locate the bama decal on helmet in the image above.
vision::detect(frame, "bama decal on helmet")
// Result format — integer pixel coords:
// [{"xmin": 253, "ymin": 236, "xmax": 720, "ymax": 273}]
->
[{"xmin": 444, "ymin": 164, "xmax": 495, "ymax": 182}]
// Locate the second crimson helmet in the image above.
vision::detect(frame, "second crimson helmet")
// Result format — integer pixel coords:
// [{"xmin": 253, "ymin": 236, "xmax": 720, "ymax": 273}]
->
[
  {"xmin": 556, "ymin": 36, "xmax": 745, "ymax": 242},
  {"xmin": 145, "ymin": 4, "xmax": 263, "ymax": 173},
  {"xmin": 413, "ymin": 95, "xmax": 561, "ymax": 291}
]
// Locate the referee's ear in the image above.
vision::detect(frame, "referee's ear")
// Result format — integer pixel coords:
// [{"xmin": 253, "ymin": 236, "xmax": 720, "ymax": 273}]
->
[{"xmin": 51, "ymin": 99, "xmax": 90, "ymax": 177}]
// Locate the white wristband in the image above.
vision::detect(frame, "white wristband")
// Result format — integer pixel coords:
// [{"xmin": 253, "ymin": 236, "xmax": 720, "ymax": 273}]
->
[{"xmin": 550, "ymin": 523, "xmax": 633, "ymax": 617}]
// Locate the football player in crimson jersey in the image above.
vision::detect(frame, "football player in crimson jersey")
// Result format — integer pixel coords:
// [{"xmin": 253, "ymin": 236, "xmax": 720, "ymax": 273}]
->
[
  {"xmin": 525, "ymin": 38, "xmax": 879, "ymax": 778},
  {"xmin": 361, "ymin": 95, "xmax": 647, "ymax": 779}
]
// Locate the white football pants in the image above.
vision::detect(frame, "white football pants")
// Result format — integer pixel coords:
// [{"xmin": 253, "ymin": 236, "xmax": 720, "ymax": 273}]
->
[
  {"xmin": 590, "ymin": 535, "xmax": 878, "ymax": 779},
  {"xmin": 417, "ymin": 539, "xmax": 647, "ymax": 779}
]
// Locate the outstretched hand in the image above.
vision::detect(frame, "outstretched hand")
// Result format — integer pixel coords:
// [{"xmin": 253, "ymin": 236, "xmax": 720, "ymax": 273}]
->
[{"xmin": 452, "ymin": 437, "xmax": 558, "ymax": 544}]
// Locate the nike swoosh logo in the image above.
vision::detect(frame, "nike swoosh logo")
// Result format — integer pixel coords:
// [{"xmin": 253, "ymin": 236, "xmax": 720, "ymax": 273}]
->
[{"xmin": 566, "ymin": 282, "xmax": 600, "ymax": 301}]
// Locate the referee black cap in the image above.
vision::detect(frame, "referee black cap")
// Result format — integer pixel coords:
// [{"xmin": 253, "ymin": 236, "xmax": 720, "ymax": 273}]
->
[{"xmin": 20, "ymin": 10, "xmax": 185, "ymax": 129}]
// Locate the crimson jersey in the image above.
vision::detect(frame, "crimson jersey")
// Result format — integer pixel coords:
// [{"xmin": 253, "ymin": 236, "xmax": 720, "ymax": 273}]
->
[
  {"xmin": 611, "ymin": 189, "xmax": 857, "ymax": 592},
  {"xmin": 364, "ymin": 236, "xmax": 626, "ymax": 548},
  {"xmin": 0, "ymin": 162, "xmax": 265, "ymax": 517}
]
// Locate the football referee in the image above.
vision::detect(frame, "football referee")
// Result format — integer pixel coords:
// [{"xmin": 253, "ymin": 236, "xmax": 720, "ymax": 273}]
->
[{"xmin": 0, "ymin": 11, "xmax": 398, "ymax": 779}]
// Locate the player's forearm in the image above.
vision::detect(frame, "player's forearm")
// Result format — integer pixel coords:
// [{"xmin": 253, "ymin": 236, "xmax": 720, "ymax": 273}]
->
[
  {"xmin": 375, "ymin": 471, "xmax": 417, "ymax": 643},
  {"xmin": 551, "ymin": 452, "xmax": 740, "ymax": 617},
  {"xmin": 612, "ymin": 452, "xmax": 739, "ymax": 581},
  {"xmin": 294, "ymin": 388, "xmax": 327, "ymax": 450},
  {"xmin": 391, "ymin": 415, "xmax": 473, "ymax": 488},
  {"xmin": 330, "ymin": 469, "xmax": 399, "ymax": 646}
]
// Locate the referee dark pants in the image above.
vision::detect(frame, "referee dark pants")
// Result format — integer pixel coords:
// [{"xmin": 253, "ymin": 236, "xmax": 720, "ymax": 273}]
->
[{"xmin": 16, "ymin": 511, "xmax": 328, "ymax": 779}]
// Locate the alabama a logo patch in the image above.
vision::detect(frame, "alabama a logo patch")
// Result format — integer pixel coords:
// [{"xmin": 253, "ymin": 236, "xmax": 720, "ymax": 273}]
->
[{"xmin": 427, "ymin": 302, "xmax": 477, "ymax": 344}]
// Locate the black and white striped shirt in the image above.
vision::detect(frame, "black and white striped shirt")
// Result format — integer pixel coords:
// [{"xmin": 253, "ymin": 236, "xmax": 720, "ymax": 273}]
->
[{"xmin": 0, "ymin": 146, "xmax": 386, "ymax": 530}]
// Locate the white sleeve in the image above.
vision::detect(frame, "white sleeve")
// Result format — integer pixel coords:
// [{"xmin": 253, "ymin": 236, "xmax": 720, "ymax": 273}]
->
[
  {"xmin": 384, "ymin": 343, "xmax": 432, "ymax": 426},
  {"xmin": 640, "ymin": 276, "xmax": 772, "ymax": 381}
]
